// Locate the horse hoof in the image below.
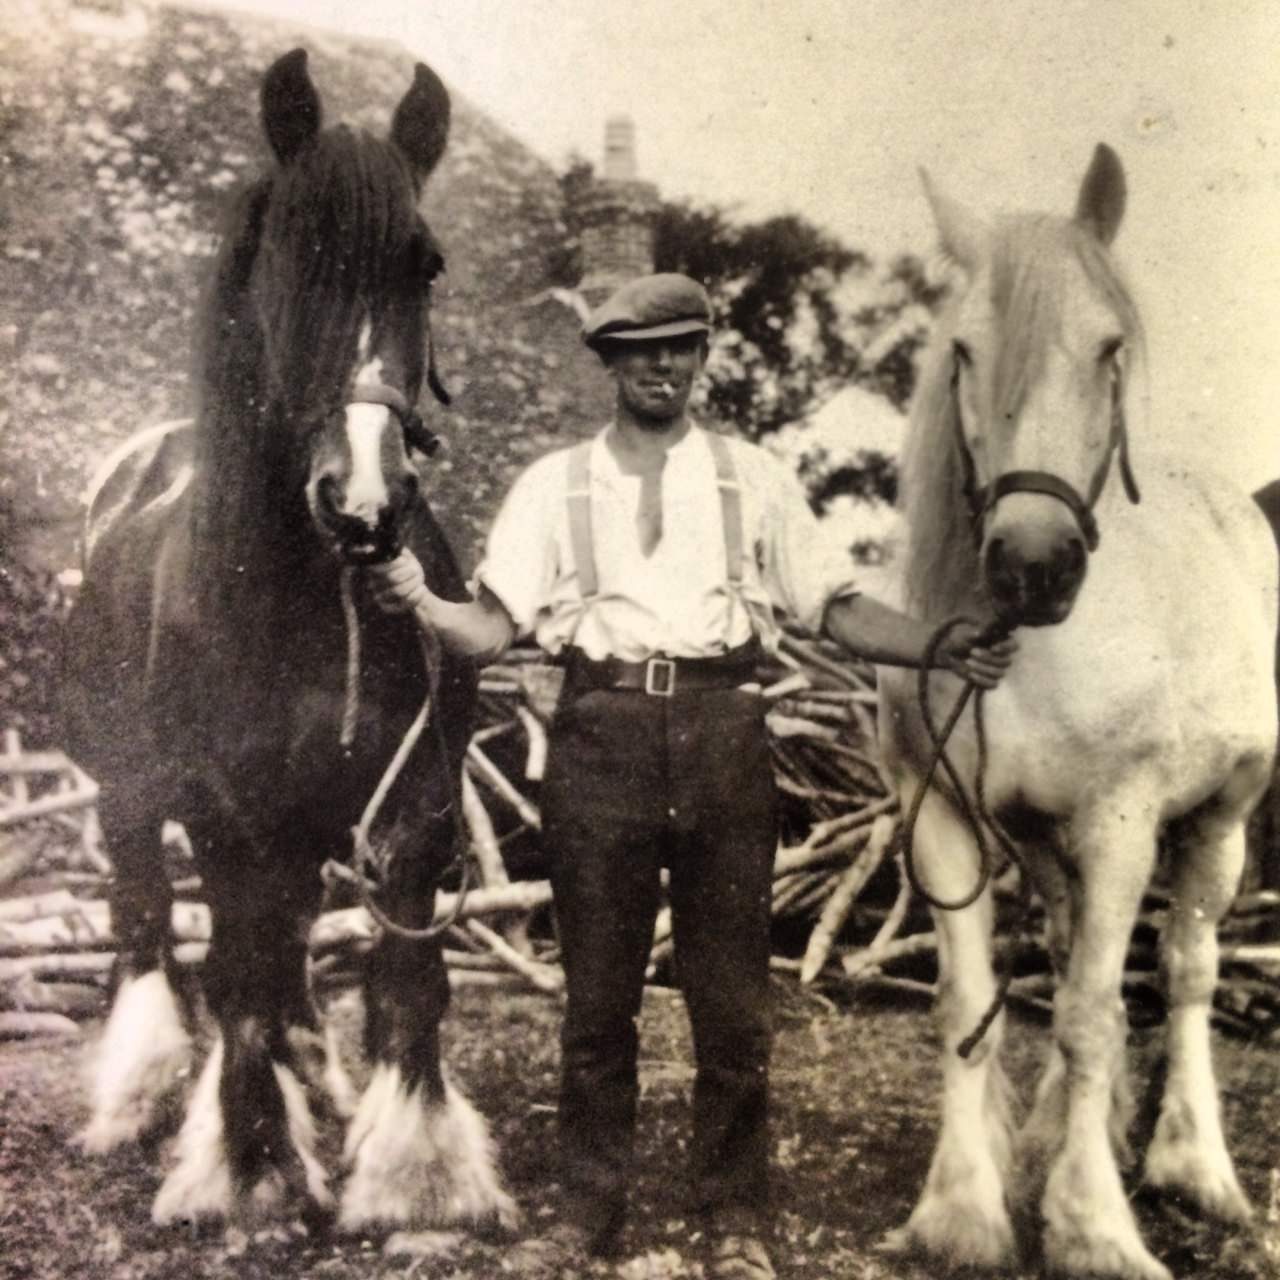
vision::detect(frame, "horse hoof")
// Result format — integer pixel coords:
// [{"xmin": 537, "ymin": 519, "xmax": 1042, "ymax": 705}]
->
[
  {"xmin": 883, "ymin": 1190, "xmax": 1016, "ymax": 1269},
  {"xmin": 1144, "ymin": 1128, "xmax": 1252, "ymax": 1225},
  {"xmin": 384, "ymin": 1230, "xmax": 463, "ymax": 1260},
  {"xmin": 1044, "ymin": 1228, "xmax": 1173, "ymax": 1280},
  {"xmin": 340, "ymin": 1067, "xmax": 518, "ymax": 1233},
  {"xmin": 80, "ymin": 970, "xmax": 193, "ymax": 1152}
]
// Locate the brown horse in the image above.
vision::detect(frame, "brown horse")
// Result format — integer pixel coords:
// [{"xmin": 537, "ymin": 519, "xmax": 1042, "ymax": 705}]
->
[
  {"xmin": 62, "ymin": 50, "xmax": 515, "ymax": 1234},
  {"xmin": 878, "ymin": 145, "xmax": 1277, "ymax": 1278}
]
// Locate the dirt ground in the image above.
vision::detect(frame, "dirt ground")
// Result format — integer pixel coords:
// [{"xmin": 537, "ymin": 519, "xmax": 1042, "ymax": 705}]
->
[{"xmin": 2, "ymin": 980, "xmax": 1278, "ymax": 1280}]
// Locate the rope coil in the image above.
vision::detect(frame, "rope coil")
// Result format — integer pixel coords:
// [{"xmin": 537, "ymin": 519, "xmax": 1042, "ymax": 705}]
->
[
  {"xmin": 330, "ymin": 575, "xmax": 472, "ymax": 943},
  {"xmin": 898, "ymin": 615, "xmax": 1033, "ymax": 1058}
]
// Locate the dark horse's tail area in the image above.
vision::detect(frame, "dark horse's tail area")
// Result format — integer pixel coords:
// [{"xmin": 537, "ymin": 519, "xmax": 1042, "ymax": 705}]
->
[{"xmin": 61, "ymin": 428, "xmax": 199, "ymax": 1153}]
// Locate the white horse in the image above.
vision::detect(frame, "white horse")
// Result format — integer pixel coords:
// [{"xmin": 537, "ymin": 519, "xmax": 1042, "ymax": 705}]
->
[{"xmin": 877, "ymin": 144, "xmax": 1277, "ymax": 1279}]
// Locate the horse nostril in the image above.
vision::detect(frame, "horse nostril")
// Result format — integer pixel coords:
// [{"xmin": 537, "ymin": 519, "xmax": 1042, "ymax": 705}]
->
[
  {"xmin": 1063, "ymin": 536, "xmax": 1086, "ymax": 576},
  {"xmin": 984, "ymin": 537, "xmax": 1009, "ymax": 580},
  {"xmin": 317, "ymin": 473, "xmax": 343, "ymax": 517}
]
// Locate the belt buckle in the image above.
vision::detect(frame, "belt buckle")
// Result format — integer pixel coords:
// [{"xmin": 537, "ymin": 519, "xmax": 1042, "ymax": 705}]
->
[{"xmin": 644, "ymin": 657, "xmax": 675, "ymax": 697}]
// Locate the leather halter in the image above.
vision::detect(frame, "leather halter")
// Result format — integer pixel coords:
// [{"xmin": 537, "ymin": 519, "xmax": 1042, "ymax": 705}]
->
[
  {"xmin": 953, "ymin": 362, "xmax": 1141, "ymax": 552},
  {"xmin": 346, "ymin": 381, "xmax": 443, "ymax": 458}
]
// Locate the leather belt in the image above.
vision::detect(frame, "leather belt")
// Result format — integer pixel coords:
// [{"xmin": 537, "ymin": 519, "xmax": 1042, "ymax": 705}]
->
[{"xmin": 563, "ymin": 642, "xmax": 761, "ymax": 698}]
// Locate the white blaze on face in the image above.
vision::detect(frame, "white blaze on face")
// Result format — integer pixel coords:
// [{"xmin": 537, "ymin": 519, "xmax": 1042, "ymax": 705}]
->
[{"xmin": 343, "ymin": 329, "xmax": 394, "ymax": 524}]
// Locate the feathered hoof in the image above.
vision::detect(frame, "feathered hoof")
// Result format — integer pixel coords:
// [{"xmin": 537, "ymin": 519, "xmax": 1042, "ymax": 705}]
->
[
  {"xmin": 877, "ymin": 1196, "xmax": 1016, "ymax": 1270},
  {"xmin": 151, "ymin": 1040, "xmax": 333, "ymax": 1228},
  {"xmin": 339, "ymin": 1066, "xmax": 518, "ymax": 1234},
  {"xmin": 1043, "ymin": 1223, "xmax": 1173, "ymax": 1280},
  {"xmin": 1144, "ymin": 1142, "xmax": 1252, "ymax": 1225},
  {"xmin": 78, "ymin": 970, "xmax": 193, "ymax": 1153}
]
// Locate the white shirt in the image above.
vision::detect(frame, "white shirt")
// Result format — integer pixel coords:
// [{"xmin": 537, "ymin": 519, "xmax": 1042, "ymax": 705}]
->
[{"xmin": 476, "ymin": 424, "xmax": 858, "ymax": 662}]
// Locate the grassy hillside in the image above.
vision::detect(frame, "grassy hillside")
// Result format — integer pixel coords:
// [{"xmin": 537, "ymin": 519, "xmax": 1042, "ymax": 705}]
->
[{"xmin": 0, "ymin": 0, "xmax": 612, "ymax": 575}]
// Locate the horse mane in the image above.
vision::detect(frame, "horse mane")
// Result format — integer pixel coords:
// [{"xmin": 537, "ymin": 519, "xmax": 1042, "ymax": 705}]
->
[
  {"xmin": 899, "ymin": 213, "xmax": 1144, "ymax": 620},
  {"xmin": 189, "ymin": 125, "xmax": 436, "ymax": 582}
]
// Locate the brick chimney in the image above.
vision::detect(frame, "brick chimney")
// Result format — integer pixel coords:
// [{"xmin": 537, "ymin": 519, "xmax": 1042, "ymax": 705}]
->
[{"xmin": 572, "ymin": 116, "xmax": 660, "ymax": 306}]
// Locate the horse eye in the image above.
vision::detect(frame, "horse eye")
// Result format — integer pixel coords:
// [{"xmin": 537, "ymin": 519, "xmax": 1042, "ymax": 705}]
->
[{"xmin": 1099, "ymin": 336, "xmax": 1125, "ymax": 364}]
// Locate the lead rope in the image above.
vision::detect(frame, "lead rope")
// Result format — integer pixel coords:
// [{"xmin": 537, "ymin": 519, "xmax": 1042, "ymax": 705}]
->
[
  {"xmin": 329, "ymin": 580, "xmax": 472, "ymax": 942},
  {"xmin": 339, "ymin": 568, "xmax": 361, "ymax": 749},
  {"xmin": 899, "ymin": 615, "xmax": 1034, "ymax": 1058}
]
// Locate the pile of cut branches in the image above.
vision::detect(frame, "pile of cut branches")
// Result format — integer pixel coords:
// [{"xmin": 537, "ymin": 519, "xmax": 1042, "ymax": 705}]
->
[{"xmin": 3, "ymin": 638, "xmax": 1280, "ymax": 1043}]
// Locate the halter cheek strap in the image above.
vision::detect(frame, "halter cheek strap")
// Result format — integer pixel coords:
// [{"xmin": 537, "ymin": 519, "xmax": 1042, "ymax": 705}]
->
[
  {"xmin": 347, "ymin": 382, "xmax": 442, "ymax": 458},
  {"xmin": 957, "ymin": 368, "xmax": 1141, "ymax": 552}
]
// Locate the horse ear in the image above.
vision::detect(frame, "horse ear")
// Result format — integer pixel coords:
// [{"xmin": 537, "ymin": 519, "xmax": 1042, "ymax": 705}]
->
[
  {"xmin": 261, "ymin": 48, "xmax": 322, "ymax": 165},
  {"xmin": 1074, "ymin": 143, "xmax": 1126, "ymax": 246},
  {"xmin": 919, "ymin": 167, "xmax": 986, "ymax": 270},
  {"xmin": 390, "ymin": 63, "xmax": 451, "ymax": 186}
]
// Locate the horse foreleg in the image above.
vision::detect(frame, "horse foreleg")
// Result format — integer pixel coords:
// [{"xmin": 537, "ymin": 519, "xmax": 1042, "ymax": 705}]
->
[
  {"xmin": 1145, "ymin": 772, "xmax": 1262, "ymax": 1223},
  {"xmin": 885, "ymin": 788, "xmax": 1016, "ymax": 1268},
  {"xmin": 80, "ymin": 794, "xmax": 193, "ymax": 1153},
  {"xmin": 153, "ymin": 897, "xmax": 332, "ymax": 1228},
  {"xmin": 1041, "ymin": 799, "xmax": 1171, "ymax": 1280},
  {"xmin": 1012, "ymin": 840, "xmax": 1075, "ymax": 1213},
  {"xmin": 340, "ymin": 863, "xmax": 516, "ymax": 1235}
]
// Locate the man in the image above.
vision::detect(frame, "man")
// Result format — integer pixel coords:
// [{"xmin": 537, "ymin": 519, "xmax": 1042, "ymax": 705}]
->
[{"xmin": 370, "ymin": 273, "xmax": 1014, "ymax": 1277}]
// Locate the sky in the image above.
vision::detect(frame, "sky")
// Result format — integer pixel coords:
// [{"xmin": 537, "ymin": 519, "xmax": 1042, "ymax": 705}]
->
[{"xmin": 208, "ymin": 0, "xmax": 1279, "ymax": 489}]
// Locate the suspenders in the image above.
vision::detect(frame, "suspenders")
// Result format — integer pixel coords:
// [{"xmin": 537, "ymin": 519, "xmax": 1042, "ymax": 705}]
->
[{"xmin": 564, "ymin": 430, "xmax": 759, "ymax": 633}]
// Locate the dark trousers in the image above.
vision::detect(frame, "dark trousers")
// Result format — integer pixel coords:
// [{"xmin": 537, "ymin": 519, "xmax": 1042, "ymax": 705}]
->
[{"xmin": 541, "ymin": 682, "xmax": 778, "ymax": 1232}]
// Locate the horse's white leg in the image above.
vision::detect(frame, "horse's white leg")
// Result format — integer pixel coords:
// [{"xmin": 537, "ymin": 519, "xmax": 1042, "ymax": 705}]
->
[
  {"xmin": 340, "ymin": 935, "xmax": 516, "ymax": 1234},
  {"xmin": 152, "ymin": 1033, "xmax": 333, "ymax": 1226},
  {"xmin": 1041, "ymin": 799, "xmax": 1171, "ymax": 1280},
  {"xmin": 884, "ymin": 787, "xmax": 1016, "ymax": 1268},
  {"xmin": 78, "ymin": 797, "xmax": 193, "ymax": 1152},
  {"xmin": 1144, "ymin": 768, "xmax": 1263, "ymax": 1222},
  {"xmin": 80, "ymin": 966, "xmax": 193, "ymax": 1152},
  {"xmin": 1013, "ymin": 842, "xmax": 1074, "ymax": 1209},
  {"xmin": 339, "ymin": 1066, "xmax": 517, "ymax": 1233}
]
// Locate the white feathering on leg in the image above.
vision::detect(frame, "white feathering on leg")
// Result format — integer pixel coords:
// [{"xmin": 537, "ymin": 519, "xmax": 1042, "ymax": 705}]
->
[
  {"xmin": 152, "ymin": 1038, "xmax": 232, "ymax": 1225},
  {"xmin": 340, "ymin": 1065, "xmax": 517, "ymax": 1232},
  {"xmin": 80, "ymin": 970, "xmax": 193, "ymax": 1153},
  {"xmin": 272, "ymin": 1060, "xmax": 334, "ymax": 1211},
  {"xmin": 323, "ymin": 1020, "xmax": 361, "ymax": 1120}
]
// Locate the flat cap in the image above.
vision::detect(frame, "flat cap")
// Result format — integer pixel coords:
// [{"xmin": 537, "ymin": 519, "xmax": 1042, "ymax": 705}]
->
[{"xmin": 583, "ymin": 273, "xmax": 712, "ymax": 349}]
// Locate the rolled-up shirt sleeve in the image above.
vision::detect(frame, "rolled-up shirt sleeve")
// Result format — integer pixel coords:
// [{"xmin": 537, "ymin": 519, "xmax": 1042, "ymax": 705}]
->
[
  {"xmin": 760, "ymin": 452, "xmax": 859, "ymax": 633},
  {"xmin": 473, "ymin": 453, "xmax": 562, "ymax": 637}
]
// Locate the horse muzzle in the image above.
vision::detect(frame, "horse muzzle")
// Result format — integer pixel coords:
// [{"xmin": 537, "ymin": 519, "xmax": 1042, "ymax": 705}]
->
[
  {"xmin": 313, "ymin": 472, "xmax": 413, "ymax": 564},
  {"xmin": 982, "ymin": 504, "xmax": 1088, "ymax": 627}
]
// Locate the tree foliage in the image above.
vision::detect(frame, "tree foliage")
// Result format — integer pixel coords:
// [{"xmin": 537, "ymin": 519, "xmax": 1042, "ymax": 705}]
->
[
  {"xmin": 653, "ymin": 199, "xmax": 869, "ymax": 439},
  {"xmin": 651, "ymin": 198, "xmax": 949, "ymax": 443}
]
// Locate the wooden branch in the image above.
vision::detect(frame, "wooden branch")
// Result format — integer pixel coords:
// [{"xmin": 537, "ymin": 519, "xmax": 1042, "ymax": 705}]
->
[
  {"xmin": 461, "ymin": 772, "xmax": 510, "ymax": 889},
  {"xmin": 466, "ymin": 743, "xmax": 542, "ymax": 831},
  {"xmin": 778, "ymin": 635, "xmax": 863, "ymax": 691},
  {"xmin": 840, "ymin": 930, "xmax": 938, "ymax": 978},
  {"xmin": 761, "ymin": 671, "xmax": 811, "ymax": 701},
  {"xmin": 0, "ymin": 837, "xmax": 44, "ymax": 892},
  {"xmin": 465, "ymin": 919, "xmax": 563, "ymax": 993},
  {"xmin": 0, "ymin": 784, "xmax": 99, "ymax": 827},
  {"xmin": 310, "ymin": 880, "xmax": 554, "ymax": 952},
  {"xmin": 0, "ymin": 901, "xmax": 210, "ymax": 954},
  {"xmin": 515, "ymin": 705, "xmax": 548, "ymax": 781},
  {"xmin": 765, "ymin": 712, "xmax": 840, "ymax": 743},
  {"xmin": 0, "ymin": 1011, "xmax": 81, "ymax": 1039},
  {"xmin": 801, "ymin": 814, "xmax": 896, "ymax": 983},
  {"xmin": 0, "ymin": 890, "xmax": 80, "ymax": 922},
  {"xmin": 841, "ymin": 851, "xmax": 913, "ymax": 981}
]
